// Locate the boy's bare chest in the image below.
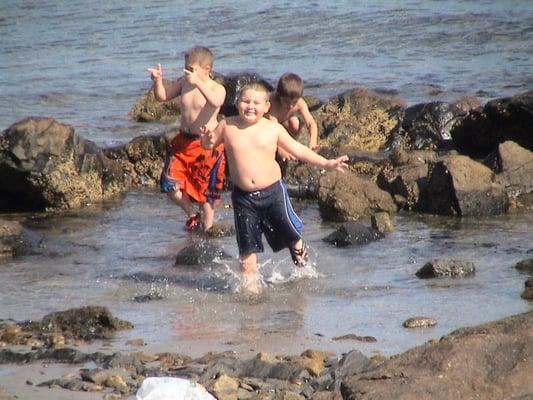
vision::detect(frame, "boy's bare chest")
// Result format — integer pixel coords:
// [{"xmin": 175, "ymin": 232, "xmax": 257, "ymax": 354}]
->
[
  {"xmin": 226, "ymin": 129, "xmax": 276, "ymax": 152},
  {"xmin": 181, "ymin": 88, "xmax": 207, "ymax": 110}
]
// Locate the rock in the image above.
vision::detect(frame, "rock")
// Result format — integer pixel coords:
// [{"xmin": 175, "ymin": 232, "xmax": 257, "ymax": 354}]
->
[
  {"xmin": 401, "ymin": 101, "xmax": 466, "ymax": 150},
  {"xmin": 24, "ymin": 306, "xmax": 134, "ymax": 340},
  {"xmin": 377, "ymin": 163, "xmax": 429, "ymax": 211},
  {"xmin": 332, "ymin": 334, "xmax": 377, "ymax": 342},
  {"xmin": 104, "ymin": 133, "xmax": 168, "ymax": 187},
  {"xmin": 322, "ymin": 222, "xmax": 384, "ymax": 247},
  {"xmin": 341, "ymin": 311, "xmax": 533, "ymax": 400},
  {"xmin": 0, "ymin": 219, "xmax": 23, "ymax": 260},
  {"xmin": 205, "ymin": 222, "xmax": 235, "ymax": 238},
  {"xmin": 402, "ymin": 317, "xmax": 438, "ymax": 328},
  {"xmin": 451, "ymin": 90, "xmax": 533, "ymax": 158},
  {"xmin": 0, "ymin": 117, "xmax": 125, "ymax": 211},
  {"xmin": 220, "ymin": 73, "xmax": 274, "ymax": 117},
  {"xmin": 175, "ymin": 241, "xmax": 232, "ymax": 266},
  {"xmin": 515, "ymin": 259, "xmax": 533, "ymax": 275},
  {"xmin": 210, "ymin": 374, "xmax": 239, "ymax": 400},
  {"xmin": 129, "ymin": 79, "xmax": 181, "ymax": 122},
  {"xmin": 521, "ymin": 277, "xmax": 533, "ymax": 300},
  {"xmin": 314, "ymin": 88, "xmax": 405, "ymax": 152},
  {"xmin": 416, "ymin": 259, "xmax": 475, "ymax": 279},
  {"xmin": 318, "ymin": 171, "xmax": 396, "ymax": 222},
  {"xmin": 371, "ymin": 212, "xmax": 394, "ymax": 234},
  {"xmin": 80, "ymin": 368, "xmax": 110, "ymax": 385},
  {"xmin": 424, "ymin": 154, "xmax": 509, "ymax": 216},
  {"xmin": 488, "ymin": 141, "xmax": 533, "ymax": 199},
  {"xmin": 451, "ymin": 96, "xmax": 482, "ymax": 113}
]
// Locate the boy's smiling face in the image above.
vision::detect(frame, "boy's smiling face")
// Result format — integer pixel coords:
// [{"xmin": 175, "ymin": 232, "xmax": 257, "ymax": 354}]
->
[{"xmin": 237, "ymin": 88, "xmax": 271, "ymax": 124}]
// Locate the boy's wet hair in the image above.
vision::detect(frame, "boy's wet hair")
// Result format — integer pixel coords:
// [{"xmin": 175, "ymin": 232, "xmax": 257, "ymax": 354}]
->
[
  {"xmin": 185, "ymin": 46, "xmax": 214, "ymax": 67},
  {"xmin": 276, "ymin": 73, "xmax": 304, "ymax": 100},
  {"xmin": 237, "ymin": 81, "xmax": 271, "ymax": 102}
]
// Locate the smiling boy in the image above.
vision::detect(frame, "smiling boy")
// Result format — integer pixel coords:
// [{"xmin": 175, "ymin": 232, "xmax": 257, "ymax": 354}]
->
[{"xmin": 202, "ymin": 82, "xmax": 348, "ymax": 292}]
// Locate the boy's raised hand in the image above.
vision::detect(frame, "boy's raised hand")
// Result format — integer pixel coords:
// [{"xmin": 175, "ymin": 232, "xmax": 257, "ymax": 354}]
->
[
  {"xmin": 183, "ymin": 68, "xmax": 200, "ymax": 86},
  {"xmin": 147, "ymin": 63, "xmax": 163, "ymax": 82}
]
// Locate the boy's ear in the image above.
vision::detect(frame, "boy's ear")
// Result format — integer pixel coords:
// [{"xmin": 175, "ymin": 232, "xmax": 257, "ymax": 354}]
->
[{"xmin": 265, "ymin": 100, "xmax": 271, "ymax": 113}]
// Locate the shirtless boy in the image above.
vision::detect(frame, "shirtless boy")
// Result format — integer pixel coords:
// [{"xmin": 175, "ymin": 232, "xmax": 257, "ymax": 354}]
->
[
  {"xmin": 269, "ymin": 73, "xmax": 319, "ymax": 164},
  {"xmin": 147, "ymin": 46, "xmax": 226, "ymax": 232},
  {"xmin": 202, "ymin": 82, "xmax": 348, "ymax": 292}
]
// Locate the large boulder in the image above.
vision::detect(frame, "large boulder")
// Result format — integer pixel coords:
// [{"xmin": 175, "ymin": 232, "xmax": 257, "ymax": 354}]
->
[
  {"xmin": 318, "ymin": 171, "xmax": 396, "ymax": 222},
  {"xmin": 424, "ymin": 154, "xmax": 509, "ymax": 216},
  {"xmin": 451, "ymin": 90, "xmax": 533, "ymax": 158},
  {"xmin": 314, "ymin": 88, "xmax": 405, "ymax": 153},
  {"xmin": 0, "ymin": 117, "xmax": 125, "ymax": 211},
  {"xmin": 400, "ymin": 101, "xmax": 466, "ymax": 150},
  {"xmin": 341, "ymin": 310, "xmax": 533, "ymax": 400}
]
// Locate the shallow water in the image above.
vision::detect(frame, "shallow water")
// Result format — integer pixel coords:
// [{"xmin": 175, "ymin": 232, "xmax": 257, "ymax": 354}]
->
[
  {"xmin": 1, "ymin": 0, "xmax": 532, "ymax": 146},
  {"xmin": 0, "ymin": 0, "xmax": 532, "ymax": 360},
  {"xmin": 1, "ymin": 189, "xmax": 531, "ymax": 358}
]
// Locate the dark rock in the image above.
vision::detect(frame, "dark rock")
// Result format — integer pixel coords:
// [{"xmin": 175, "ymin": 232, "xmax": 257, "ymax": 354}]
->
[
  {"xmin": 220, "ymin": 73, "xmax": 274, "ymax": 117},
  {"xmin": 341, "ymin": 311, "xmax": 533, "ymax": 400},
  {"xmin": 322, "ymin": 222, "xmax": 384, "ymax": 247},
  {"xmin": 318, "ymin": 171, "xmax": 396, "ymax": 222},
  {"xmin": 451, "ymin": 96, "xmax": 482, "ymax": 113},
  {"xmin": 23, "ymin": 306, "xmax": 133, "ymax": 340},
  {"xmin": 0, "ymin": 117, "xmax": 125, "ymax": 211},
  {"xmin": 401, "ymin": 101, "xmax": 466, "ymax": 150},
  {"xmin": 521, "ymin": 277, "xmax": 533, "ymax": 300},
  {"xmin": 515, "ymin": 259, "xmax": 533, "ymax": 275},
  {"xmin": 424, "ymin": 154, "xmax": 509, "ymax": 216},
  {"xmin": 175, "ymin": 241, "xmax": 232, "ymax": 266},
  {"xmin": 416, "ymin": 259, "xmax": 475, "ymax": 279},
  {"xmin": 332, "ymin": 334, "xmax": 377, "ymax": 343},
  {"xmin": 451, "ymin": 90, "xmax": 533, "ymax": 158}
]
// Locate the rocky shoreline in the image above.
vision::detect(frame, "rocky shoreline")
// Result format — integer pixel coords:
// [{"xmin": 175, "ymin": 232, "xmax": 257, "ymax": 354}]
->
[{"xmin": 0, "ymin": 306, "xmax": 531, "ymax": 399}]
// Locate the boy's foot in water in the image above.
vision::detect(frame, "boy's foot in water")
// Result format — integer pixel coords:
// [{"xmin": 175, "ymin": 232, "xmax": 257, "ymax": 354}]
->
[{"xmin": 289, "ymin": 240, "xmax": 309, "ymax": 267}]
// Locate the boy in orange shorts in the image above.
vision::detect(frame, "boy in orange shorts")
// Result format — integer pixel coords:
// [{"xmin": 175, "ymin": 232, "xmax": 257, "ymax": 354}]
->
[{"xmin": 147, "ymin": 46, "xmax": 226, "ymax": 232}]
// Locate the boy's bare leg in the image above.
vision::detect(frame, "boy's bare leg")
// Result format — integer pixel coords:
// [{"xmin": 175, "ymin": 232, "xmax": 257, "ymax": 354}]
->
[
  {"xmin": 200, "ymin": 201, "xmax": 215, "ymax": 231},
  {"xmin": 167, "ymin": 190, "xmax": 196, "ymax": 218},
  {"xmin": 240, "ymin": 252, "xmax": 261, "ymax": 293}
]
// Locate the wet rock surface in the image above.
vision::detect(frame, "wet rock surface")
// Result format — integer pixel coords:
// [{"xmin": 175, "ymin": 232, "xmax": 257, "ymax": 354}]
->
[
  {"xmin": 322, "ymin": 222, "xmax": 384, "ymax": 247},
  {"xmin": 341, "ymin": 310, "xmax": 533, "ymax": 400},
  {"xmin": 415, "ymin": 259, "xmax": 475, "ymax": 279},
  {"xmin": 0, "ymin": 117, "xmax": 125, "ymax": 211}
]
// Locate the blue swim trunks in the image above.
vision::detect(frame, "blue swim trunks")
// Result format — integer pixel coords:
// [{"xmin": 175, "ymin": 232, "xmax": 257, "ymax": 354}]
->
[{"xmin": 231, "ymin": 180, "xmax": 303, "ymax": 256}]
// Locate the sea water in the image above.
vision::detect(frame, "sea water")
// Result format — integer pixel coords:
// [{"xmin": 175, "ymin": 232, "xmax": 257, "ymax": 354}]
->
[
  {"xmin": 0, "ymin": 0, "xmax": 532, "ymax": 358},
  {"xmin": 1, "ymin": 0, "xmax": 532, "ymax": 145}
]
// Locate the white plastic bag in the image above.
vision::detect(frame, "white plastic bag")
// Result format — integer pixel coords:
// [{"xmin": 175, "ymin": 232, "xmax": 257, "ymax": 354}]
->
[{"xmin": 136, "ymin": 377, "xmax": 216, "ymax": 400}]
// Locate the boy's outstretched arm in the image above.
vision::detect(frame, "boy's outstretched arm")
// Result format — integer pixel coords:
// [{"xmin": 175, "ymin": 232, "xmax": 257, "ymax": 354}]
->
[
  {"xmin": 277, "ymin": 126, "xmax": 348, "ymax": 172},
  {"xmin": 147, "ymin": 63, "xmax": 182, "ymax": 101}
]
